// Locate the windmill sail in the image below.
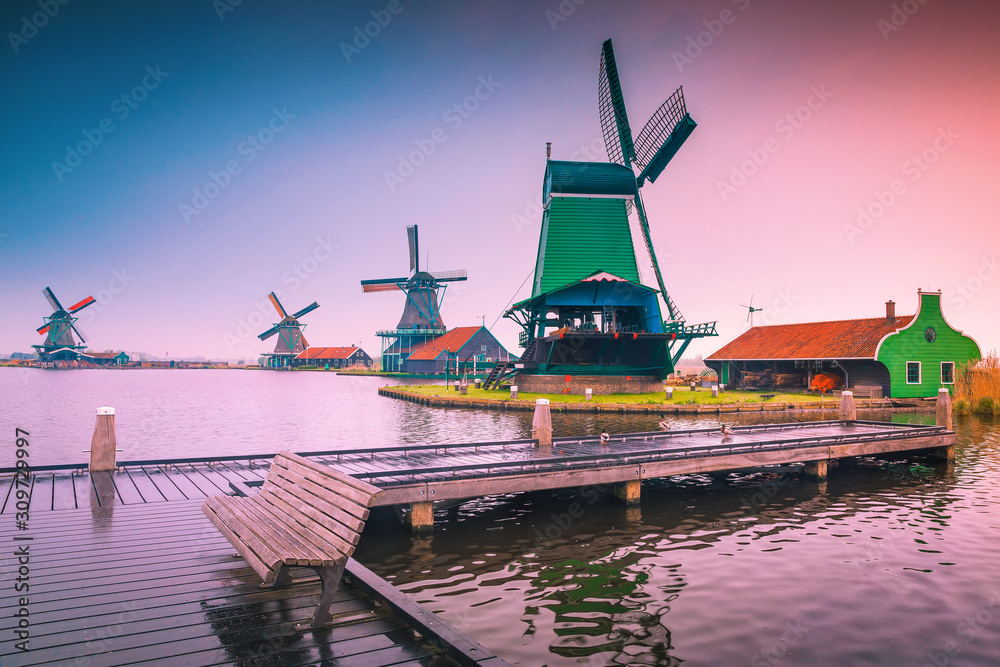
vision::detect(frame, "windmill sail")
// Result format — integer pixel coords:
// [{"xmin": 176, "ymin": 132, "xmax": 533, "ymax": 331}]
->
[{"xmin": 598, "ymin": 39, "xmax": 636, "ymax": 168}]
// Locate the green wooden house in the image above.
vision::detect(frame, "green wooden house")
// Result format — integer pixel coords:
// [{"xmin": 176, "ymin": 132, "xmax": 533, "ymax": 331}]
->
[{"xmin": 705, "ymin": 290, "xmax": 980, "ymax": 398}]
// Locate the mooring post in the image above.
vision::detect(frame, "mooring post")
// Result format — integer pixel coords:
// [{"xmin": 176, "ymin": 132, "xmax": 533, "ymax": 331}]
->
[
  {"xmin": 475, "ymin": 378, "xmax": 481, "ymax": 389},
  {"xmin": 510, "ymin": 385, "xmax": 518, "ymax": 399},
  {"xmin": 931, "ymin": 388, "xmax": 956, "ymax": 462},
  {"xmin": 665, "ymin": 387, "xmax": 673, "ymax": 400},
  {"xmin": 532, "ymin": 398, "xmax": 552, "ymax": 447},
  {"xmin": 460, "ymin": 383, "xmax": 467, "ymax": 395},
  {"xmin": 614, "ymin": 479, "xmax": 641, "ymax": 506},
  {"xmin": 803, "ymin": 460, "xmax": 828, "ymax": 479},
  {"xmin": 839, "ymin": 391, "xmax": 856, "ymax": 421},
  {"xmin": 690, "ymin": 382, "xmax": 696, "ymax": 392},
  {"xmin": 711, "ymin": 385, "xmax": 719, "ymax": 398},
  {"xmin": 408, "ymin": 501, "xmax": 434, "ymax": 533},
  {"xmin": 89, "ymin": 406, "xmax": 118, "ymax": 472},
  {"xmin": 585, "ymin": 388, "xmax": 592, "ymax": 402},
  {"xmin": 936, "ymin": 388, "xmax": 953, "ymax": 430}
]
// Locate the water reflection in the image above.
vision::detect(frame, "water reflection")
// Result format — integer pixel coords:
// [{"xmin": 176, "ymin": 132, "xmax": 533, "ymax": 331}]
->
[{"xmin": 355, "ymin": 418, "xmax": 999, "ymax": 666}]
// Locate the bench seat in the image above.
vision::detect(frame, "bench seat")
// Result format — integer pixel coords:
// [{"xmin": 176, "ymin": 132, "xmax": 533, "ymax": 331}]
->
[{"xmin": 202, "ymin": 450, "xmax": 382, "ymax": 629}]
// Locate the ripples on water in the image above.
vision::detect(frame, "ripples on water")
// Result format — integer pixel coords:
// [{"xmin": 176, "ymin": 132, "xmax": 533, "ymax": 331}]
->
[{"xmin": 3, "ymin": 369, "xmax": 999, "ymax": 665}]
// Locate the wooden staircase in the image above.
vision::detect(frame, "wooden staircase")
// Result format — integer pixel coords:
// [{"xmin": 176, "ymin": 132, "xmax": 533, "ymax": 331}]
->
[{"xmin": 483, "ymin": 339, "xmax": 535, "ymax": 390}]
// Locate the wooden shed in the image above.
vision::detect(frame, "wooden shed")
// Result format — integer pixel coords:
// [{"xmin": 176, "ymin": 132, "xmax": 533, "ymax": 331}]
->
[{"xmin": 705, "ymin": 290, "xmax": 980, "ymax": 398}]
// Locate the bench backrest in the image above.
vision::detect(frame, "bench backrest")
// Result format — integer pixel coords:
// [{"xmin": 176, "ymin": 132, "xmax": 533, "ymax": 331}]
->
[{"xmin": 260, "ymin": 450, "xmax": 383, "ymax": 553}]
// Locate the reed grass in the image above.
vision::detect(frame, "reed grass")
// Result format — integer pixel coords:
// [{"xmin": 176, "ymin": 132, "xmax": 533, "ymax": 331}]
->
[{"xmin": 954, "ymin": 351, "xmax": 1000, "ymax": 416}]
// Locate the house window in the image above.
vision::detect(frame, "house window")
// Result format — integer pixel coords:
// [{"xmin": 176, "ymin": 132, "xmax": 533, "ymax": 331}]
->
[
  {"xmin": 941, "ymin": 362, "xmax": 955, "ymax": 384},
  {"xmin": 906, "ymin": 362, "xmax": 921, "ymax": 384}
]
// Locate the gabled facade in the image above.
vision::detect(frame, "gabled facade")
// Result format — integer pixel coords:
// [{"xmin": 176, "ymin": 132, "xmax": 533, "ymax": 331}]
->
[
  {"xmin": 705, "ymin": 290, "xmax": 980, "ymax": 398},
  {"xmin": 293, "ymin": 346, "xmax": 372, "ymax": 369},
  {"xmin": 401, "ymin": 326, "xmax": 510, "ymax": 374}
]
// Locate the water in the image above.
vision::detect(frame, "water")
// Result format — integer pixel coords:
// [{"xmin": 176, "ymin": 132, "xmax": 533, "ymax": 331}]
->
[{"xmin": 2, "ymin": 368, "xmax": 999, "ymax": 665}]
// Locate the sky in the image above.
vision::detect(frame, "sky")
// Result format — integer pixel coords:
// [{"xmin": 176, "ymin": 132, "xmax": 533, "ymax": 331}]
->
[{"xmin": 2, "ymin": 0, "xmax": 998, "ymax": 362}]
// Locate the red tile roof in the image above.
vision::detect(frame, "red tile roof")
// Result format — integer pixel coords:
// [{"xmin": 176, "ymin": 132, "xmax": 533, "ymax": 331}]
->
[
  {"xmin": 406, "ymin": 327, "xmax": 481, "ymax": 361},
  {"xmin": 707, "ymin": 315, "xmax": 913, "ymax": 360},
  {"xmin": 296, "ymin": 346, "xmax": 360, "ymax": 360}
]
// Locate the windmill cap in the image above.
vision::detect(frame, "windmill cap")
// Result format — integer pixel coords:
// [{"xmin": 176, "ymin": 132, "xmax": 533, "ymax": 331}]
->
[{"xmin": 96, "ymin": 406, "xmax": 115, "ymax": 415}]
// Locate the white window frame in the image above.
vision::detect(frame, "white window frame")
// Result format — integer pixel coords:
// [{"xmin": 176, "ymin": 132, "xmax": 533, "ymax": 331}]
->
[
  {"xmin": 906, "ymin": 361, "xmax": 921, "ymax": 384},
  {"xmin": 941, "ymin": 361, "xmax": 955, "ymax": 385}
]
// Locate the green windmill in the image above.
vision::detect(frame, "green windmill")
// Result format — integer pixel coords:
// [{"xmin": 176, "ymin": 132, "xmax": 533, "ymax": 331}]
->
[
  {"xmin": 503, "ymin": 39, "xmax": 716, "ymax": 391},
  {"xmin": 32, "ymin": 286, "xmax": 96, "ymax": 361}
]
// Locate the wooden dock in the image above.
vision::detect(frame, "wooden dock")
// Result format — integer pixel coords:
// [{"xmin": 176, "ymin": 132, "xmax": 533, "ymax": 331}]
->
[
  {"xmin": 0, "ymin": 497, "xmax": 508, "ymax": 665},
  {"xmin": 2, "ymin": 420, "xmax": 953, "ymax": 531}
]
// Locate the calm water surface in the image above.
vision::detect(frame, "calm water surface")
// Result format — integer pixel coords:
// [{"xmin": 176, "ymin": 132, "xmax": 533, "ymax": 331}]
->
[{"xmin": 2, "ymin": 368, "xmax": 999, "ymax": 665}]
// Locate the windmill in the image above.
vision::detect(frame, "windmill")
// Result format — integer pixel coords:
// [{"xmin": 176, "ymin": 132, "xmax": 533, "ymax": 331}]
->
[
  {"xmin": 258, "ymin": 291, "xmax": 319, "ymax": 368},
  {"xmin": 501, "ymin": 38, "xmax": 717, "ymax": 391},
  {"xmin": 598, "ymin": 38, "xmax": 698, "ymax": 325},
  {"xmin": 741, "ymin": 296, "xmax": 764, "ymax": 327},
  {"xmin": 32, "ymin": 286, "xmax": 96, "ymax": 360},
  {"xmin": 361, "ymin": 225, "xmax": 468, "ymax": 372}
]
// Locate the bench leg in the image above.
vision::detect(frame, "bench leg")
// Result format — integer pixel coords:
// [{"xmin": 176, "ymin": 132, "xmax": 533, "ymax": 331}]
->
[
  {"xmin": 259, "ymin": 566, "xmax": 293, "ymax": 588},
  {"xmin": 310, "ymin": 562, "xmax": 347, "ymax": 627}
]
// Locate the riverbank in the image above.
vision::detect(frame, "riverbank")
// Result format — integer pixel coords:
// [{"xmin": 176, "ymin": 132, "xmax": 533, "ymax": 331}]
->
[{"xmin": 378, "ymin": 386, "xmax": 927, "ymax": 414}]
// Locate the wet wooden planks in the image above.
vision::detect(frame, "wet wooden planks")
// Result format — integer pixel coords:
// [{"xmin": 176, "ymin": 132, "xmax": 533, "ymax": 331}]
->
[
  {"xmin": 0, "ymin": 498, "xmax": 497, "ymax": 666},
  {"xmin": 1, "ymin": 421, "xmax": 945, "ymax": 514}
]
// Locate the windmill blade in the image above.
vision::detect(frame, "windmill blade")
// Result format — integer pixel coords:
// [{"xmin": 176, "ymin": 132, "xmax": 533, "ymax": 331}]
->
[
  {"xmin": 292, "ymin": 301, "xmax": 319, "ymax": 319},
  {"xmin": 633, "ymin": 193, "xmax": 684, "ymax": 322},
  {"xmin": 362, "ymin": 282, "xmax": 404, "ymax": 293},
  {"xmin": 42, "ymin": 286, "xmax": 64, "ymax": 313},
  {"xmin": 598, "ymin": 39, "xmax": 636, "ymax": 168},
  {"xmin": 407, "ymin": 225, "xmax": 419, "ymax": 274},
  {"xmin": 69, "ymin": 296, "xmax": 96, "ymax": 314},
  {"xmin": 71, "ymin": 324, "xmax": 86, "ymax": 344},
  {"xmin": 429, "ymin": 269, "xmax": 468, "ymax": 282},
  {"xmin": 37, "ymin": 324, "xmax": 49, "ymax": 335},
  {"xmin": 258, "ymin": 325, "xmax": 280, "ymax": 341},
  {"xmin": 361, "ymin": 277, "xmax": 407, "ymax": 293},
  {"xmin": 268, "ymin": 292, "xmax": 288, "ymax": 318},
  {"xmin": 634, "ymin": 86, "xmax": 697, "ymax": 186}
]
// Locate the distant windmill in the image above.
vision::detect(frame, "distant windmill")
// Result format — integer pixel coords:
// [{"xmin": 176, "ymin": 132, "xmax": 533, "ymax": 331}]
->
[
  {"xmin": 361, "ymin": 225, "xmax": 467, "ymax": 371},
  {"xmin": 599, "ymin": 38, "xmax": 698, "ymax": 324},
  {"xmin": 258, "ymin": 291, "xmax": 319, "ymax": 368},
  {"xmin": 33, "ymin": 286, "xmax": 96, "ymax": 360},
  {"xmin": 360, "ymin": 225, "xmax": 467, "ymax": 330},
  {"xmin": 741, "ymin": 296, "xmax": 764, "ymax": 327}
]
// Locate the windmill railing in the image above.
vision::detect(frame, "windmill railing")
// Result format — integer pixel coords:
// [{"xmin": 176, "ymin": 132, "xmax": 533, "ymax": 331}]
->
[
  {"xmin": 377, "ymin": 329, "xmax": 447, "ymax": 337},
  {"xmin": 663, "ymin": 321, "xmax": 717, "ymax": 337}
]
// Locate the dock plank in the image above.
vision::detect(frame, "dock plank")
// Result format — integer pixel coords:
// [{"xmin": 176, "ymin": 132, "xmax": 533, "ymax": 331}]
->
[
  {"xmin": 141, "ymin": 467, "xmax": 188, "ymax": 501},
  {"xmin": 51, "ymin": 472, "xmax": 77, "ymax": 510}
]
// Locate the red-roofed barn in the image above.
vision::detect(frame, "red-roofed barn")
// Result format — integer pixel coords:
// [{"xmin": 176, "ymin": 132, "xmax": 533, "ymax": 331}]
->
[
  {"xmin": 705, "ymin": 291, "xmax": 980, "ymax": 398},
  {"xmin": 401, "ymin": 326, "xmax": 511, "ymax": 374}
]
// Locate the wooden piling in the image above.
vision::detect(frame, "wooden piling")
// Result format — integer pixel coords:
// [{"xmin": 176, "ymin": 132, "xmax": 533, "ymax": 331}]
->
[
  {"xmin": 613, "ymin": 479, "xmax": 641, "ymax": 506},
  {"xmin": 89, "ymin": 407, "xmax": 118, "ymax": 472},
  {"xmin": 408, "ymin": 501, "xmax": 434, "ymax": 533},
  {"xmin": 839, "ymin": 391, "xmax": 857, "ymax": 421},
  {"xmin": 803, "ymin": 460, "xmax": 828, "ymax": 479},
  {"xmin": 936, "ymin": 388, "xmax": 953, "ymax": 430},
  {"xmin": 531, "ymin": 399, "xmax": 552, "ymax": 447}
]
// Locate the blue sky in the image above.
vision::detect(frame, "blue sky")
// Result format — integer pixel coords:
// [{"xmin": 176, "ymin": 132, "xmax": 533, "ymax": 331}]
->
[{"xmin": 2, "ymin": 0, "xmax": 998, "ymax": 361}]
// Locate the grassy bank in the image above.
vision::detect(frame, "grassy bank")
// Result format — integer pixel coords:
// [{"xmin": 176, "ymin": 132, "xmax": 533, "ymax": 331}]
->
[
  {"xmin": 400, "ymin": 385, "xmax": 825, "ymax": 406},
  {"xmin": 955, "ymin": 351, "xmax": 1000, "ymax": 416}
]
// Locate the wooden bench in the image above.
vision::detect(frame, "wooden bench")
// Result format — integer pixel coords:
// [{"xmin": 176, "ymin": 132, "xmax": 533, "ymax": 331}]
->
[{"xmin": 202, "ymin": 450, "xmax": 383, "ymax": 630}]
